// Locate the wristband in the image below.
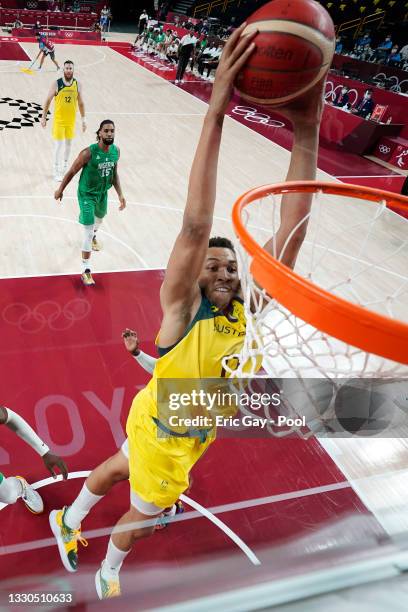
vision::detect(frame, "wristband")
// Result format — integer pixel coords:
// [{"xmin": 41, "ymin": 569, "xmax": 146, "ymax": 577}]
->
[{"xmin": 132, "ymin": 349, "xmax": 157, "ymax": 374}]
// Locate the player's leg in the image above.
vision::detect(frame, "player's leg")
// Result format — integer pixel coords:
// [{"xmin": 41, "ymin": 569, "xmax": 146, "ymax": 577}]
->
[
  {"xmin": 92, "ymin": 217, "xmax": 103, "ymax": 251},
  {"xmin": 92, "ymin": 192, "xmax": 108, "ymax": 252},
  {"xmin": 62, "ymin": 129, "xmax": 74, "ymax": 175},
  {"xmin": 51, "ymin": 52, "xmax": 60, "ymax": 70},
  {"xmin": 30, "ymin": 49, "xmax": 42, "ymax": 69},
  {"xmin": 78, "ymin": 194, "xmax": 96, "ymax": 285},
  {"xmin": 0, "ymin": 472, "xmax": 44, "ymax": 514},
  {"xmin": 49, "ymin": 446, "xmax": 129, "ymax": 573},
  {"xmin": 95, "ymin": 491, "xmax": 163, "ymax": 599},
  {"xmin": 94, "ymin": 431, "xmax": 202, "ymax": 598},
  {"xmin": 53, "ymin": 137, "xmax": 64, "ymax": 181},
  {"xmin": 38, "ymin": 51, "xmax": 46, "ymax": 69}
]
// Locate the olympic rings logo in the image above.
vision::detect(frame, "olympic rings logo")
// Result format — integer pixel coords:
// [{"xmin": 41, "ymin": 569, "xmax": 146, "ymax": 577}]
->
[
  {"xmin": 26, "ymin": 1, "xmax": 38, "ymax": 8},
  {"xmin": 379, "ymin": 145, "xmax": 391, "ymax": 154},
  {"xmin": 324, "ymin": 82, "xmax": 358, "ymax": 106},
  {"xmin": 2, "ymin": 299, "xmax": 91, "ymax": 333},
  {"xmin": 231, "ymin": 106, "xmax": 285, "ymax": 128},
  {"xmin": 65, "ymin": 32, "xmax": 74, "ymax": 38}
]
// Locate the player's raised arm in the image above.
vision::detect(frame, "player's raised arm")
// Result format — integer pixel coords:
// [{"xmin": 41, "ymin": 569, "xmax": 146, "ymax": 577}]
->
[
  {"xmin": 263, "ymin": 79, "xmax": 325, "ymax": 270},
  {"xmin": 41, "ymin": 81, "xmax": 57, "ymax": 128},
  {"xmin": 54, "ymin": 147, "xmax": 91, "ymax": 202},
  {"xmin": 160, "ymin": 24, "xmax": 256, "ymax": 311}
]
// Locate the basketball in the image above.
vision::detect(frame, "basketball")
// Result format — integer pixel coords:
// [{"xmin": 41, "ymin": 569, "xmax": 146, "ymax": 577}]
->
[{"xmin": 235, "ymin": 0, "xmax": 335, "ymax": 106}]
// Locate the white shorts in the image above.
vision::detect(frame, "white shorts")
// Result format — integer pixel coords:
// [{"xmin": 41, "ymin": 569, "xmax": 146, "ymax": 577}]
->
[{"xmin": 120, "ymin": 438, "xmax": 164, "ymax": 517}]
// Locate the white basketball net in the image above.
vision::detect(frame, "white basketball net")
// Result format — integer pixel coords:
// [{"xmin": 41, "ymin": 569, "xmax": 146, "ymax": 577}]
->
[{"xmin": 222, "ymin": 188, "xmax": 408, "ymax": 437}]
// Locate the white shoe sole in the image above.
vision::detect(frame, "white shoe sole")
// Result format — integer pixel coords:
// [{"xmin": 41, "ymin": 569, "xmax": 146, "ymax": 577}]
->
[
  {"xmin": 95, "ymin": 568, "xmax": 103, "ymax": 600},
  {"xmin": 16, "ymin": 477, "xmax": 44, "ymax": 514},
  {"xmin": 49, "ymin": 510, "xmax": 77, "ymax": 573}
]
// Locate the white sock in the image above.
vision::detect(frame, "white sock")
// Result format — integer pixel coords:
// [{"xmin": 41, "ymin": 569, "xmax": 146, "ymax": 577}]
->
[
  {"xmin": 102, "ymin": 538, "xmax": 131, "ymax": 575},
  {"xmin": 0, "ymin": 476, "xmax": 23, "ymax": 505},
  {"xmin": 93, "ymin": 216, "xmax": 103, "ymax": 239},
  {"xmin": 63, "ymin": 139, "xmax": 72, "ymax": 168},
  {"xmin": 54, "ymin": 140, "xmax": 64, "ymax": 172},
  {"xmin": 64, "ymin": 484, "xmax": 103, "ymax": 530},
  {"xmin": 82, "ymin": 259, "xmax": 91, "ymax": 272}
]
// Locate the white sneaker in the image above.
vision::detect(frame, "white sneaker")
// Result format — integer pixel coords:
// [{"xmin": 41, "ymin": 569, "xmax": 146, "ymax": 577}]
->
[
  {"xmin": 95, "ymin": 561, "xmax": 121, "ymax": 599},
  {"xmin": 16, "ymin": 476, "xmax": 44, "ymax": 514}
]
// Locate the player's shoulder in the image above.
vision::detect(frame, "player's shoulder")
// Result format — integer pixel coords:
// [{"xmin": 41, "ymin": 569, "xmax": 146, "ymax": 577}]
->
[
  {"xmin": 80, "ymin": 145, "xmax": 93, "ymax": 160},
  {"xmin": 56, "ymin": 77, "xmax": 65, "ymax": 92}
]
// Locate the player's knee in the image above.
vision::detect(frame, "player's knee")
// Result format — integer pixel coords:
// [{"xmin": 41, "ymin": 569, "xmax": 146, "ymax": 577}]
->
[
  {"xmin": 131, "ymin": 522, "xmax": 155, "ymax": 540},
  {"xmin": 127, "ymin": 508, "xmax": 156, "ymax": 540},
  {"xmin": 103, "ymin": 452, "xmax": 129, "ymax": 483}
]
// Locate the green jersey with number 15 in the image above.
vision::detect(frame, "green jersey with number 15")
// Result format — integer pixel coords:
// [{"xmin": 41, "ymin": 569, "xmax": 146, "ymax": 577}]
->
[{"xmin": 78, "ymin": 143, "xmax": 119, "ymax": 196}]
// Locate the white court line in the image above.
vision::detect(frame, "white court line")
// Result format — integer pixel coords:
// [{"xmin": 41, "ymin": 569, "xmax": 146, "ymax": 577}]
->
[
  {"xmin": 0, "ymin": 470, "xmax": 260, "ymax": 566},
  {"xmin": 179, "ymin": 493, "xmax": 261, "ymax": 566},
  {"xmin": 335, "ymin": 175, "xmax": 401, "ymax": 179},
  {"xmin": 3, "ymin": 464, "xmax": 406, "ymax": 551},
  {"xmin": 0, "ymin": 212, "xmax": 149, "ymax": 268},
  {"xmin": 1, "ymin": 199, "xmax": 407, "ymax": 282},
  {"xmin": 86, "ymin": 112, "xmax": 205, "ymax": 116},
  {"xmin": 0, "ymin": 265, "xmax": 163, "ymax": 282}
]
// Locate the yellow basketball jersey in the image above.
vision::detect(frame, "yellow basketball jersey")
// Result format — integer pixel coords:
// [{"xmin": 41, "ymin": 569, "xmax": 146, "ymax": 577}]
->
[
  {"xmin": 125, "ymin": 292, "xmax": 248, "ymax": 507},
  {"xmin": 155, "ymin": 293, "xmax": 246, "ymax": 379},
  {"xmin": 54, "ymin": 78, "xmax": 78, "ymax": 126}
]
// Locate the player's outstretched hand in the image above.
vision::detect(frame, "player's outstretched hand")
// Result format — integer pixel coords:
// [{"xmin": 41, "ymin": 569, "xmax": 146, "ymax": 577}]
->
[
  {"xmin": 54, "ymin": 188, "xmax": 63, "ymax": 203},
  {"xmin": 122, "ymin": 328, "xmax": 139, "ymax": 354},
  {"xmin": 275, "ymin": 76, "xmax": 327, "ymax": 128},
  {"xmin": 119, "ymin": 196, "xmax": 126, "ymax": 211},
  {"xmin": 208, "ymin": 23, "xmax": 257, "ymax": 116},
  {"xmin": 43, "ymin": 451, "xmax": 68, "ymax": 480}
]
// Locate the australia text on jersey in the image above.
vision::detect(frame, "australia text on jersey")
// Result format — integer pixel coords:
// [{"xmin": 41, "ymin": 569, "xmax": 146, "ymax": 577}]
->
[{"xmin": 214, "ymin": 322, "xmax": 245, "ymax": 336}]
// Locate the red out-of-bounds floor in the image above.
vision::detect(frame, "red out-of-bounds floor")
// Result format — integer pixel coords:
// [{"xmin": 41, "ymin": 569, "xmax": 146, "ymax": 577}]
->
[
  {"xmin": 0, "ymin": 270, "xmax": 389, "ymax": 608},
  {"xmin": 111, "ymin": 43, "xmax": 406, "ymax": 197},
  {"xmin": 0, "ymin": 40, "xmax": 30, "ymax": 61}
]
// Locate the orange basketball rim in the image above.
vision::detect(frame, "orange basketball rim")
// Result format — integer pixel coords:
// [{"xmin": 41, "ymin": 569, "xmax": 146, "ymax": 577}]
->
[{"xmin": 232, "ymin": 181, "xmax": 408, "ymax": 365}]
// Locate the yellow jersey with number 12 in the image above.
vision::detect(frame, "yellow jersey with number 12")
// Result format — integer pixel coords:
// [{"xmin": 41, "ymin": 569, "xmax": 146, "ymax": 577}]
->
[{"xmin": 53, "ymin": 77, "xmax": 78, "ymax": 127}]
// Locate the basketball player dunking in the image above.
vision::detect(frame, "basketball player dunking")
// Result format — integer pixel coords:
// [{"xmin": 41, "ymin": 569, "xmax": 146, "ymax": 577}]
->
[
  {"xmin": 49, "ymin": 24, "xmax": 325, "ymax": 598},
  {"xmin": 41, "ymin": 60, "xmax": 86, "ymax": 181}
]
